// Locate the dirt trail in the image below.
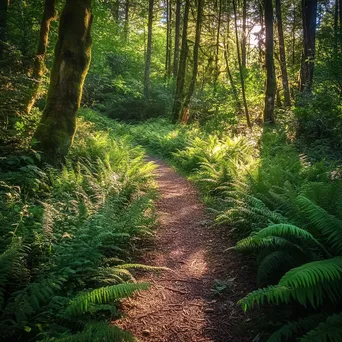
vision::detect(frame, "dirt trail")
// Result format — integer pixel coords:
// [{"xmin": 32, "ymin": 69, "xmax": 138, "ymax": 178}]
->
[{"xmin": 117, "ymin": 158, "xmax": 255, "ymax": 341}]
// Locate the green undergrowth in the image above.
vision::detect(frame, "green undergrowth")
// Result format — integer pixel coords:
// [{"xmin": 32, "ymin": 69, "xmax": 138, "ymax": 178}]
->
[
  {"xmin": 128, "ymin": 117, "xmax": 342, "ymax": 341},
  {"xmin": 0, "ymin": 109, "xmax": 158, "ymax": 341}
]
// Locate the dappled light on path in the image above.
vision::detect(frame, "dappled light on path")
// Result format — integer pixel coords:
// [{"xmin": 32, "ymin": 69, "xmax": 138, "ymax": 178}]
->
[{"xmin": 116, "ymin": 158, "xmax": 254, "ymax": 341}]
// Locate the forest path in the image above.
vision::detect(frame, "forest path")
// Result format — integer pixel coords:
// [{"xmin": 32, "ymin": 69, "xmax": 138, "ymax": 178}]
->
[{"xmin": 116, "ymin": 158, "xmax": 254, "ymax": 341}]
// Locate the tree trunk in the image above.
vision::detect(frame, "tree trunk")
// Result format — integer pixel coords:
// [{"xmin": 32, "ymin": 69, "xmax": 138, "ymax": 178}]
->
[
  {"xmin": 181, "ymin": 0, "xmax": 203, "ymax": 124},
  {"xmin": 299, "ymin": 0, "xmax": 317, "ymax": 93},
  {"xmin": 33, "ymin": 0, "xmax": 93, "ymax": 165},
  {"xmin": 263, "ymin": 0, "xmax": 276, "ymax": 124},
  {"xmin": 241, "ymin": 0, "xmax": 247, "ymax": 69},
  {"xmin": 124, "ymin": 0, "xmax": 129, "ymax": 42},
  {"xmin": 165, "ymin": 0, "xmax": 172, "ymax": 78},
  {"xmin": 232, "ymin": 0, "xmax": 251, "ymax": 128},
  {"xmin": 0, "ymin": 0, "xmax": 8, "ymax": 57},
  {"xmin": 144, "ymin": 0, "xmax": 154, "ymax": 104},
  {"xmin": 292, "ymin": 0, "xmax": 296, "ymax": 66},
  {"xmin": 275, "ymin": 0, "xmax": 291, "ymax": 107},
  {"xmin": 214, "ymin": 0, "xmax": 222, "ymax": 92},
  {"xmin": 172, "ymin": 0, "xmax": 189, "ymax": 123},
  {"xmin": 173, "ymin": 0, "xmax": 181, "ymax": 78},
  {"xmin": 26, "ymin": 0, "xmax": 57, "ymax": 113}
]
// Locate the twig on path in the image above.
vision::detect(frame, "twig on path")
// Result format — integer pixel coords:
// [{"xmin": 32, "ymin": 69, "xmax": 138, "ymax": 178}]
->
[{"xmin": 163, "ymin": 286, "xmax": 187, "ymax": 295}]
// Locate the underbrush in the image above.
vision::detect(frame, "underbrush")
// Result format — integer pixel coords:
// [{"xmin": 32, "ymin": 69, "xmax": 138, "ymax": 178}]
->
[
  {"xmin": 128, "ymin": 118, "xmax": 342, "ymax": 341},
  {"xmin": 0, "ymin": 109, "xmax": 158, "ymax": 341}
]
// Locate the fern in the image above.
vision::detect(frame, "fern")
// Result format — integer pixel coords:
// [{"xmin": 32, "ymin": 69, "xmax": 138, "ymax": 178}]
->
[
  {"xmin": 65, "ymin": 283, "xmax": 150, "ymax": 316},
  {"xmin": 297, "ymin": 196, "xmax": 342, "ymax": 255},
  {"xmin": 49, "ymin": 322, "xmax": 136, "ymax": 342},
  {"xmin": 266, "ymin": 313, "xmax": 327, "ymax": 342},
  {"xmin": 300, "ymin": 312, "xmax": 342, "ymax": 342}
]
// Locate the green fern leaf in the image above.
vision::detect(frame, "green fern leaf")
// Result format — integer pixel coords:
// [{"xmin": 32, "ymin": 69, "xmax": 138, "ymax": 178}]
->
[
  {"xmin": 300, "ymin": 312, "xmax": 342, "ymax": 342},
  {"xmin": 65, "ymin": 282, "xmax": 150, "ymax": 316}
]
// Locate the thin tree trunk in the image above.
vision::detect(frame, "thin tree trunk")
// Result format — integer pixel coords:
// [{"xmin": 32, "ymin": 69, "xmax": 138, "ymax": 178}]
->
[
  {"xmin": 33, "ymin": 0, "xmax": 93, "ymax": 165},
  {"xmin": 0, "ymin": 0, "xmax": 8, "ymax": 57},
  {"xmin": 144, "ymin": 0, "xmax": 154, "ymax": 104},
  {"xmin": 173, "ymin": 0, "xmax": 181, "ymax": 78},
  {"xmin": 181, "ymin": 0, "xmax": 203, "ymax": 124},
  {"xmin": 275, "ymin": 0, "xmax": 291, "ymax": 107},
  {"xmin": 124, "ymin": 0, "xmax": 129, "ymax": 42},
  {"xmin": 214, "ymin": 0, "xmax": 222, "ymax": 92},
  {"xmin": 292, "ymin": 0, "xmax": 296, "ymax": 66},
  {"xmin": 232, "ymin": 0, "xmax": 251, "ymax": 128},
  {"xmin": 172, "ymin": 0, "xmax": 189, "ymax": 123},
  {"xmin": 165, "ymin": 0, "xmax": 172, "ymax": 78},
  {"xmin": 26, "ymin": 0, "xmax": 57, "ymax": 113},
  {"xmin": 299, "ymin": 0, "xmax": 317, "ymax": 93},
  {"xmin": 339, "ymin": 0, "xmax": 342, "ymax": 49},
  {"xmin": 241, "ymin": 0, "xmax": 247, "ymax": 69},
  {"xmin": 264, "ymin": 0, "xmax": 276, "ymax": 124}
]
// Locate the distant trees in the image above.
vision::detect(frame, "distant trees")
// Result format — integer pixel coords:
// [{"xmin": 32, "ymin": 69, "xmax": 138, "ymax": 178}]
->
[
  {"xmin": 144, "ymin": 0, "xmax": 154, "ymax": 105},
  {"xmin": 34, "ymin": 0, "xmax": 93, "ymax": 164},
  {"xmin": 0, "ymin": 0, "xmax": 7, "ymax": 57}
]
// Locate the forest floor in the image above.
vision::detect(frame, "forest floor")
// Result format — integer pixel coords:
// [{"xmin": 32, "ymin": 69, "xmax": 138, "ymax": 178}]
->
[{"xmin": 116, "ymin": 158, "xmax": 257, "ymax": 341}]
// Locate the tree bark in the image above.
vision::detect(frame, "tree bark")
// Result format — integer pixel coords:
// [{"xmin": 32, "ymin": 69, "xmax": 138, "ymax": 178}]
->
[
  {"xmin": 144, "ymin": 0, "xmax": 154, "ymax": 106},
  {"xmin": 172, "ymin": 0, "xmax": 189, "ymax": 123},
  {"xmin": 214, "ymin": 0, "xmax": 222, "ymax": 92},
  {"xmin": 0, "ymin": 0, "xmax": 8, "ymax": 57},
  {"xmin": 299, "ymin": 0, "xmax": 317, "ymax": 93},
  {"xmin": 264, "ymin": 0, "xmax": 276, "ymax": 124},
  {"xmin": 275, "ymin": 0, "xmax": 291, "ymax": 107},
  {"xmin": 173, "ymin": 0, "xmax": 181, "ymax": 78},
  {"xmin": 124, "ymin": 0, "xmax": 129, "ymax": 42},
  {"xmin": 26, "ymin": 0, "xmax": 57, "ymax": 113},
  {"xmin": 241, "ymin": 0, "xmax": 247, "ymax": 69},
  {"xmin": 165, "ymin": 0, "xmax": 172, "ymax": 78},
  {"xmin": 33, "ymin": 0, "xmax": 93, "ymax": 165},
  {"xmin": 232, "ymin": 0, "xmax": 251, "ymax": 128},
  {"xmin": 181, "ymin": 0, "xmax": 203, "ymax": 124}
]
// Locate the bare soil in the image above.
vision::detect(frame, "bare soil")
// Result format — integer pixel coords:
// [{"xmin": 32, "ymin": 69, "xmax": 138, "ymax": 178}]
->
[{"xmin": 116, "ymin": 158, "xmax": 257, "ymax": 341}]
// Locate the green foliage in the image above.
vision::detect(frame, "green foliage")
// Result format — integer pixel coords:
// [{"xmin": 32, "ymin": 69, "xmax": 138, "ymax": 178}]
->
[{"xmin": 0, "ymin": 109, "xmax": 157, "ymax": 341}]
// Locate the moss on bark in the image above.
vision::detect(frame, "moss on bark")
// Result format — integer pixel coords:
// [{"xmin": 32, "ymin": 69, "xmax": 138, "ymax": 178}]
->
[{"xmin": 33, "ymin": 0, "xmax": 93, "ymax": 165}]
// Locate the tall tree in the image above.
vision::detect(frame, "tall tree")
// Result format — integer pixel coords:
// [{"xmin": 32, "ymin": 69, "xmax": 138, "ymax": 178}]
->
[
  {"xmin": 232, "ymin": 0, "xmax": 251, "ymax": 128},
  {"xmin": 214, "ymin": 0, "xmax": 222, "ymax": 92},
  {"xmin": 172, "ymin": 0, "xmax": 190, "ymax": 123},
  {"xmin": 275, "ymin": 0, "xmax": 291, "ymax": 107},
  {"xmin": 26, "ymin": 0, "xmax": 57, "ymax": 113},
  {"xmin": 299, "ymin": 0, "xmax": 317, "ymax": 93},
  {"xmin": 173, "ymin": 0, "xmax": 181, "ymax": 77},
  {"xmin": 33, "ymin": 0, "xmax": 93, "ymax": 164},
  {"xmin": 165, "ymin": 0, "xmax": 172, "ymax": 78},
  {"xmin": 0, "ymin": 0, "xmax": 8, "ymax": 57},
  {"xmin": 264, "ymin": 0, "xmax": 276, "ymax": 124},
  {"xmin": 144, "ymin": 0, "xmax": 154, "ymax": 103},
  {"xmin": 124, "ymin": 0, "xmax": 129, "ymax": 42},
  {"xmin": 181, "ymin": 0, "xmax": 203, "ymax": 123},
  {"xmin": 241, "ymin": 0, "xmax": 247, "ymax": 69}
]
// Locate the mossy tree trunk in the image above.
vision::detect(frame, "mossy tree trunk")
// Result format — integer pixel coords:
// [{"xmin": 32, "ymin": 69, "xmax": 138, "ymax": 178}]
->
[
  {"xmin": 26, "ymin": 0, "xmax": 57, "ymax": 113},
  {"xmin": 263, "ymin": 0, "xmax": 276, "ymax": 124},
  {"xmin": 33, "ymin": 0, "xmax": 93, "ymax": 165}
]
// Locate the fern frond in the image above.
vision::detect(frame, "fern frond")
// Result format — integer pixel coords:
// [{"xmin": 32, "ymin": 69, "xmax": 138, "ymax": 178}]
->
[
  {"xmin": 238, "ymin": 285, "xmax": 291, "ymax": 312},
  {"xmin": 51, "ymin": 322, "xmax": 136, "ymax": 342},
  {"xmin": 266, "ymin": 313, "xmax": 327, "ymax": 342},
  {"xmin": 300, "ymin": 312, "xmax": 342, "ymax": 342},
  {"xmin": 297, "ymin": 196, "xmax": 342, "ymax": 254},
  {"xmin": 65, "ymin": 282, "xmax": 150, "ymax": 316}
]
